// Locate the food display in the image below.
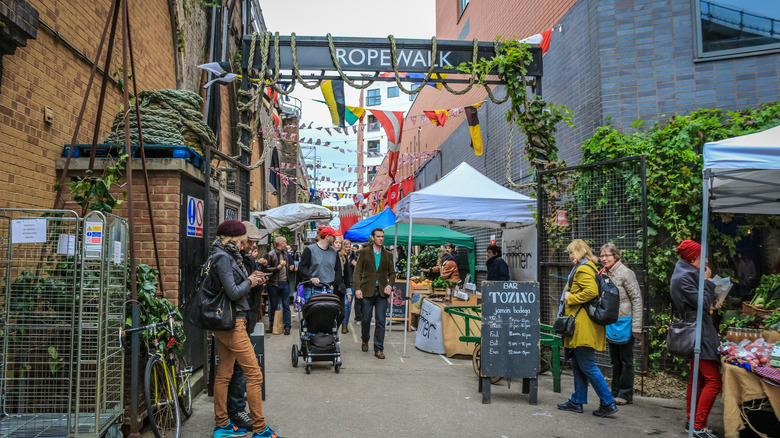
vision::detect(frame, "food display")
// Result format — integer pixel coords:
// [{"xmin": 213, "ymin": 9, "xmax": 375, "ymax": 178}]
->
[{"xmin": 720, "ymin": 338, "xmax": 775, "ymax": 370}]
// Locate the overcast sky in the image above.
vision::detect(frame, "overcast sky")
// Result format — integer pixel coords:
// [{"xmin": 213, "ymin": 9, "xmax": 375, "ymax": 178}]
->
[{"xmin": 259, "ymin": 1, "xmax": 436, "ymax": 209}]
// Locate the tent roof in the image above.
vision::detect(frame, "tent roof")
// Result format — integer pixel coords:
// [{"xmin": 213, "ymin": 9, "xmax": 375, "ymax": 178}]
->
[
  {"xmin": 382, "ymin": 223, "xmax": 474, "ymax": 249},
  {"xmin": 250, "ymin": 203, "xmax": 332, "ymax": 236},
  {"xmin": 395, "ymin": 162, "xmax": 535, "ymax": 228},
  {"xmin": 343, "ymin": 208, "xmax": 396, "ymax": 242},
  {"xmin": 703, "ymin": 125, "xmax": 780, "ymax": 214}
]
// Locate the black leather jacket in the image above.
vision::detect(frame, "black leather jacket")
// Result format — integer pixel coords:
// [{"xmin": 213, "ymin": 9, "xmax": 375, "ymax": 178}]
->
[{"xmin": 211, "ymin": 246, "xmax": 252, "ymax": 313}]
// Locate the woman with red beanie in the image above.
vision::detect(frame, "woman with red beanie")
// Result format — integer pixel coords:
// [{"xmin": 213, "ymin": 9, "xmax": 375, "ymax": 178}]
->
[{"xmin": 670, "ymin": 240, "xmax": 721, "ymax": 438}]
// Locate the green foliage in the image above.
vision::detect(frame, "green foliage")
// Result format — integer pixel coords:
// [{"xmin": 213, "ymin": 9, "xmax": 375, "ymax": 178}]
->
[
  {"xmin": 431, "ymin": 276, "xmax": 458, "ymax": 290},
  {"xmin": 126, "ymin": 263, "xmax": 185, "ymax": 357},
  {"xmin": 763, "ymin": 310, "xmax": 780, "ymax": 328},
  {"xmin": 580, "ymin": 102, "xmax": 780, "ymax": 299},
  {"xmin": 67, "ymin": 155, "xmax": 128, "ymax": 216},
  {"xmin": 647, "ymin": 308, "xmax": 689, "ymax": 376},
  {"xmin": 452, "ymin": 38, "xmax": 574, "ymax": 171},
  {"xmin": 416, "ymin": 246, "xmax": 440, "ymax": 276}
]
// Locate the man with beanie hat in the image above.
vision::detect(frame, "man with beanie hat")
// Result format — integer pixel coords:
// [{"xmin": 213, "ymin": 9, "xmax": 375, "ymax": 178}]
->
[{"xmin": 670, "ymin": 240, "xmax": 721, "ymax": 438}]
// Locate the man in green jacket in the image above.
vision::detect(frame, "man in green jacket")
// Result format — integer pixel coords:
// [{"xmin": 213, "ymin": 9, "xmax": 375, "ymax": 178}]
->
[{"xmin": 353, "ymin": 228, "xmax": 396, "ymax": 359}]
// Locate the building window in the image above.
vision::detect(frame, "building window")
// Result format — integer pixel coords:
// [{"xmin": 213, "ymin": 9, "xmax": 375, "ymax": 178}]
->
[
  {"xmin": 367, "ymin": 140, "xmax": 380, "ymax": 153},
  {"xmin": 459, "ymin": 0, "xmax": 469, "ymax": 16},
  {"xmin": 367, "ymin": 169, "xmax": 377, "ymax": 181},
  {"xmin": 367, "ymin": 115, "xmax": 380, "ymax": 132},
  {"xmin": 367, "ymin": 89, "xmax": 381, "ymax": 106},
  {"xmin": 387, "ymin": 86, "xmax": 399, "ymax": 98},
  {"xmin": 694, "ymin": 0, "xmax": 780, "ymax": 60},
  {"xmin": 409, "ymin": 93, "xmax": 417, "ymax": 102}
]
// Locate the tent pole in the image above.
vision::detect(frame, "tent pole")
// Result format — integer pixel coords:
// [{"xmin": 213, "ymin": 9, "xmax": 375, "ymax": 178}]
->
[
  {"xmin": 404, "ymin": 216, "xmax": 413, "ymax": 356},
  {"xmin": 388, "ymin": 223, "xmax": 398, "ymax": 334},
  {"xmin": 689, "ymin": 169, "xmax": 711, "ymax": 438}
]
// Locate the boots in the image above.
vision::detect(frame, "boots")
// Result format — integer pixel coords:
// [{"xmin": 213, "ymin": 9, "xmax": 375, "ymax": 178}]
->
[{"xmin": 341, "ymin": 324, "xmax": 349, "ymax": 334}]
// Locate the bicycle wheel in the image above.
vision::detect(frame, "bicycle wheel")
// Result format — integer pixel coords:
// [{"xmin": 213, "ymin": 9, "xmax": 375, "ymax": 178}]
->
[
  {"xmin": 174, "ymin": 356, "xmax": 193, "ymax": 418},
  {"xmin": 144, "ymin": 355, "xmax": 181, "ymax": 438},
  {"xmin": 471, "ymin": 343, "xmax": 502, "ymax": 384}
]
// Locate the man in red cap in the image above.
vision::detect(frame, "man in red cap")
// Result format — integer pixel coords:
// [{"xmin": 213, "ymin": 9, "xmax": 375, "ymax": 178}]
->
[{"xmin": 298, "ymin": 226, "xmax": 345, "ymax": 304}]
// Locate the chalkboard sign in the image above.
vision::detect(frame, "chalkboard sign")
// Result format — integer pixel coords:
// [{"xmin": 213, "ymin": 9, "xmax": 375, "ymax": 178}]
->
[
  {"xmin": 386, "ymin": 281, "xmax": 408, "ymax": 321},
  {"xmin": 481, "ymin": 281, "xmax": 540, "ymax": 378}
]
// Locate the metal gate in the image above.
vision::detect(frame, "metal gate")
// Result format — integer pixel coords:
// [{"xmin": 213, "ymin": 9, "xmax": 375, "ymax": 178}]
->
[
  {"xmin": 538, "ymin": 157, "xmax": 648, "ymax": 371},
  {"xmin": 0, "ymin": 209, "xmax": 127, "ymax": 437}
]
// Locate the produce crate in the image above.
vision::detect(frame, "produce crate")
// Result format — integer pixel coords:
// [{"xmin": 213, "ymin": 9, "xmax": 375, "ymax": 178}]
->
[
  {"xmin": 742, "ymin": 301, "xmax": 774, "ymax": 318},
  {"xmin": 431, "ymin": 287, "xmax": 447, "ymax": 296}
]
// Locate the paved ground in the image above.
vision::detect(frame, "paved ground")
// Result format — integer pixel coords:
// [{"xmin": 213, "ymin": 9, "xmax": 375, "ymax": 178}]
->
[{"xmin": 143, "ymin": 313, "xmax": 724, "ymax": 438}]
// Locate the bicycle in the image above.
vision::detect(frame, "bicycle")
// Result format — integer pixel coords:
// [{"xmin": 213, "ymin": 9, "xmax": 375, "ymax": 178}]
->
[{"xmin": 121, "ymin": 302, "xmax": 193, "ymax": 438}]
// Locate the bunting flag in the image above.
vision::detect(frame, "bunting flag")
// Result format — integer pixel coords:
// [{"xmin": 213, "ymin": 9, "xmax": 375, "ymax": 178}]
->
[
  {"xmin": 464, "ymin": 102, "xmax": 484, "ymax": 156},
  {"xmin": 520, "ymin": 28, "xmax": 553, "ymax": 54},
  {"xmin": 423, "ymin": 109, "xmax": 450, "ymax": 127},
  {"xmin": 319, "ymin": 80, "xmax": 365, "ymax": 127},
  {"xmin": 369, "ymin": 110, "xmax": 405, "ymax": 180}
]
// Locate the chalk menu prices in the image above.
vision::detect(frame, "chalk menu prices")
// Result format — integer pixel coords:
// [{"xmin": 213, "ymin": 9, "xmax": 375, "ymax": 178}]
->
[{"xmin": 480, "ymin": 281, "xmax": 540, "ymax": 379}]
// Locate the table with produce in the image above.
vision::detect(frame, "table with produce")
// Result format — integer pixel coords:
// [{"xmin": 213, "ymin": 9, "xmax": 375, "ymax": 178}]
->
[{"xmin": 718, "ymin": 274, "xmax": 780, "ymax": 437}]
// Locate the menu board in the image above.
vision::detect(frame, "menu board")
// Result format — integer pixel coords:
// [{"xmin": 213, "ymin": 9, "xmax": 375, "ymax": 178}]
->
[
  {"xmin": 385, "ymin": 281, "xmax": 408, "ymax": 321},
  {"xmin": 480, "ymin": 281, "xmax": 540, "ymax": 378}
]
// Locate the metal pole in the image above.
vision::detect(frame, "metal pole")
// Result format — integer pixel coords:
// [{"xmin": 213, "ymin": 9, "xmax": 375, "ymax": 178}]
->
[
  {"xmin": 689, "ymin": 169, "xmax": 711, "ymax": 438},
  {"xmin": 403, "ymin": 212, "xmax": 413, "ymax": 356},
  {"xmin": 389, "ymin": 223, "xmax": 398, "ymax": 334}
]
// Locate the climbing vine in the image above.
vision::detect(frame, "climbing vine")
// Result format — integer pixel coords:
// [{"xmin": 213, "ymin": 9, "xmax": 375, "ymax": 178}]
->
[
  {"xmin": 60, "ymin": 155, "xmax": 127, "ymax": 217},
  {"xmin": 451, "ymin": 38, "xmax": 574, "ymax": 188}
]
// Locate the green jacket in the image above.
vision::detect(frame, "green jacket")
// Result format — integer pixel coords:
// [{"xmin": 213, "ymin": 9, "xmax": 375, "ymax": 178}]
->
[{"xmin": 353, "ymin": 245, "xmax": 396, "ymax": 298}]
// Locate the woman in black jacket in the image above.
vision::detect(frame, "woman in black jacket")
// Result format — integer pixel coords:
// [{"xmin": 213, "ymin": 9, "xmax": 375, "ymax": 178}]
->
[
  {"xmin": 210, "ymin": 220, "xmax": 284, "ymax": 438},
  {"xmin": 670, "ymin": 240, "xmax": 721, "ymax": 438}
]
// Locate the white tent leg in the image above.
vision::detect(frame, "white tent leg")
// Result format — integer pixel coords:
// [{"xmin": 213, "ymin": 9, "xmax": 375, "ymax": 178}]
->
[
  {"xmin": 689, "ymin": 170, "xmax": 711, "ymax": 438},
  {"xmin": 403, "ymin": 217, "xmax": 413, "ymax": 356},
  {"xmin": 389, "ymin": 224, "xmax": 398, "ymax": 334}
]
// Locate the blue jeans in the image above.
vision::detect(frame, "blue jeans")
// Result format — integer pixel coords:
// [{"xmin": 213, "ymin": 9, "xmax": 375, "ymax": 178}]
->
[
  {"xmin": 569, "ymin": 346, "xmax": 615, "ymax": 406},
  {"xmin": 342, "ymin": 287, "xmax": 354, "ymax": 324},
  {"xmin": 268, "ymin": 282, "xmax": 291, "ymax": 330},
  {"xmin": 226, "ymin": 361, "xmax": 246, "ymax": 415},
  {"xmin": 361, "ymin": 292, "xmax": 387, "ymax": 353}
]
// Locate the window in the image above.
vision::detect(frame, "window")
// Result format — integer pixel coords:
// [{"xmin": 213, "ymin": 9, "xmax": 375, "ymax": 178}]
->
[
  {"xmin": 367, "ymin": 115, "xmax": 380, "ymax": 132},
  {"xmin": 367, "ymin": 170, "xmax": 377, "ymax": 181},
  {"xmin": 367, "ymin": 140, "xmax": 380, "ymax": 153},
  {"xmin": 387, "ymin": 86, "xmax": 399, "ymax": 98},
  {"xmin": 459, "ymin": 0, "xmax": 469, "ymax": 16},
  {"xmin": 367, "ymin": 89, "xmax": 381, "ymax": 106},
  {"xmin": 694, "ymin": 0, "xmax": 780, "ymax": 59},
  {"xmin": 409, "ymin": 93, "xmax": 417, "ymax": 102}
]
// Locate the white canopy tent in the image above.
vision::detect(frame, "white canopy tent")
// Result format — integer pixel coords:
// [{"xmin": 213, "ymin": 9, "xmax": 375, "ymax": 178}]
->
[
  {"xmin": 250, "ymin": 203, "xmax": 333, "ymax": 238},
  {"xmin": 392, "ymin": 162, "xmax": 537, "ymax": 354},
  {"xmin": 690, "ymin": 125, "xmax": 780, "ymax": 437}
]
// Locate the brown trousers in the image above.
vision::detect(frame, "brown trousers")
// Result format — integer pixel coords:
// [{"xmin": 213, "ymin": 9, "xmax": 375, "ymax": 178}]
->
[{"xmin": 213, "ymin": 318, "xmax": 266, "ymax": 431}]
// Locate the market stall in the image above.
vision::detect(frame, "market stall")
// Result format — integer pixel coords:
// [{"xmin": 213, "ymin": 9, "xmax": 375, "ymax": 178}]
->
[
  {"xmin": 696, "ymin": 125, "xmax": 780, "ymax": 437},
  {"xmin": 250, "ymin": 203, "xmax": 333, "ymax": 239},
  {"xmin": 394, "ymin": 162, "xmax": 536, "ymax": 355},
  {"xmin": 343, "ymin": 207, "xmax": 395, "ymax": 242}
]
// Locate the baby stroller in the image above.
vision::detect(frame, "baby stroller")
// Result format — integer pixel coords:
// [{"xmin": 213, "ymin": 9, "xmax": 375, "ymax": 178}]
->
[{"xmin": 291, "ymin": 281, "xmax": 344, "ymax": 374}]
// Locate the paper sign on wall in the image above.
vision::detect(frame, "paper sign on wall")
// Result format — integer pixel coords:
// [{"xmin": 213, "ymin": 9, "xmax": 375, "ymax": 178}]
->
[
  {"xmin": 11, "ymin": 219, "xmax": 47, "ymax": 243},
  {"xmin": 56, "ymin": 234, "xmax": 76, "ymax": 255},
  {"xmin": 502, "ymin": 226, "xmax": 537, "ymax": 282}
]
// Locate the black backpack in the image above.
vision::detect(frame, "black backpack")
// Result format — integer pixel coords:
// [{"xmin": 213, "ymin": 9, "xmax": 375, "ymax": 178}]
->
[{"xmin": 584, "ymin": 264, "xmax": 620, "ymax": 326}]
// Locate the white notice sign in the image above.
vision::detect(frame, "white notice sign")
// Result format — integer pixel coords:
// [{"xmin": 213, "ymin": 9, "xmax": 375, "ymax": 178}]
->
[
  {"xmin": 56, "ymin": 233, "xmax": 76, "ymax": 255},
  {"xmin": 414, "ymin": 299, "xmax": 445, "ymax": 354},
  {"xmin": 502, "ymin": 226, "xmax": 537, "ymax": 282},
  {"xmin": 11, "ymin": 219, "xmax": 47, "ymax": 243},
  {"xmin": 113, "ymin": 241, "xmax": 123, "ymax": 264}
]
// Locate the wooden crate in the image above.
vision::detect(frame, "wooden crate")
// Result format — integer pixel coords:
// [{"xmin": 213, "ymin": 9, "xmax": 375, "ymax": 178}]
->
[{"xmin": 742, "ymin": 301, "xmax": 774, "ymax": 318}]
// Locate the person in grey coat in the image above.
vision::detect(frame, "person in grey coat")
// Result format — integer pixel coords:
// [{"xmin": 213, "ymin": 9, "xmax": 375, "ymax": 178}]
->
[
  {"xmin": 670, "ymin": 240, "xmax": 721, "ymax": 438},
  {"xmin": 599, "ymin": 244, "xmax": 642, "ymax": 405}
]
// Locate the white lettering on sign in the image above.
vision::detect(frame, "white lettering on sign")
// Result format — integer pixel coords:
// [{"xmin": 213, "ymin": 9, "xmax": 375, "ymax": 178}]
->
[
  {"xmin": 367, "ymin": 49, "xmax": 379, "ymax": 64},
  {"xmin": 336, "ymin": 48, "xmax": 347, "ymax": 65},
  {"xmin": 330, "ymin": 48, "xmax": 455, "ymax": 68},
  {"xmin": 488, "ymin": 291, "xmax": 537, "ymax": 304},
  {"xmin": 380, "ymin": 49, "xmax": 391, "ymax": 66},
  {"xmin": 348, "ymin": 49, "xmax": 365, "ymax": 65}
]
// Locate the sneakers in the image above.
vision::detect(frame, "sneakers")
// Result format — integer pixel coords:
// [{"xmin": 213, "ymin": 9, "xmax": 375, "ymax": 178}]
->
[
  {"xmin": 355, "ymin": 320, "xmax": 361, "ymax": 325},
  {"xmin": 556, "ymin": 400, "xmax": 583, "ymax": 413},
  {"xmin": 692, "ymin": 428, "xmax": 719, "ymax": 438},
  {"xmin": 253, "ymin": 425, "xmax": 284, "ymax": 438},
  {"xmin": 229, "ymin": 411, "xmax": 252, "ymax": 431},
  {"xmin": 341, "ymin": 325, "xmax": 349, "ymax": 334},
  {"xmin": 592, "ymin": 402, "xmax": 618, "ymax": 417},
  {"xmin": 214, "ymin": 420, "xmax": 247, "ymax": 438}
]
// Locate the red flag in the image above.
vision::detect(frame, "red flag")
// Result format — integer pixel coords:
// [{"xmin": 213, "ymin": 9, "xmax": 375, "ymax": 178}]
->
[
  {"xmin": 386, "ymin": 183, "xmax": 400, "ymax": 210},
  {"xmin": 423, "ymin": 109, "xmax": 450, "ymax": 126},
  {"xmin": 369, "ymin": 110, "xmax": 405, "ymax": 180},
  {"xmin": 401, "ymin": 176, "xmax": 414, "ymax": 196},
  {"xmin": 520, "ymin": 28, "xmax": 553, "ymax": 54}
]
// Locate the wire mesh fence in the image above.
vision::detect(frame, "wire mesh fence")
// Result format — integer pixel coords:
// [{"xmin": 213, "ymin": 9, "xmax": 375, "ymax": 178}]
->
[
  {"xmin": 0, "ymin": 209, "xmax": 127, "ymax": 438},
  {"xmin": 538, "ymin": 157, "xmax": 649, "ymax": 375}
]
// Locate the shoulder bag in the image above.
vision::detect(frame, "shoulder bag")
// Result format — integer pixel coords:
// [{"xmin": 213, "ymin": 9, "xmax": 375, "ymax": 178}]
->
[
  {"xmin": 606, "ymin": 316, "xmax": 633, "ymax": 344},
  {"xmin": 553, "ymin": 305, "xmax": 583, "ymax": 337},
  {"xmin": 666, "ymin": 310, "xmax": 696, "ymax": 358},
  {"xmin": 187, "ymin": 257, "xmax": 236, "ymax": 331}
]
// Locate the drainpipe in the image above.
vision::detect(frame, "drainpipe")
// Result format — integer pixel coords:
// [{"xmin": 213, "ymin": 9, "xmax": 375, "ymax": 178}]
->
[{"xmin": 167, "ymin": 0, "xmax": 181, "ymax": 89}]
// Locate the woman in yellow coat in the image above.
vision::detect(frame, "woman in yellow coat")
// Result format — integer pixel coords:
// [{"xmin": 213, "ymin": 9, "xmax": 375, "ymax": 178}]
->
[{"xmin": 556, "ymin": 239, "xmax": 618, "ymax": 417}]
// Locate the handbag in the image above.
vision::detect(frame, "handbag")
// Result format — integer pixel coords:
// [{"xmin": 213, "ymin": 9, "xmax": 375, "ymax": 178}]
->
[
  {"xmin": 666, "ymin": 317, "xmax": 696, "ymax": 358},
  {"xmin": 187, "ymin": 257, "xmax": 236, "ymax": 331},
  {"xmin": 606, "ymin": 316, "xmax": 633, "ymax": 344},
  {"xmin": 553, "ymin": 305, "xmax": 583, "ymax": 337}
]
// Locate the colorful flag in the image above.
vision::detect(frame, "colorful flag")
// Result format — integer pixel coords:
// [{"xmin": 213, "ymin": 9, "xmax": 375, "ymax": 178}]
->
[
  {"xmin": 369, "ymin": 110, "xmax": 405, "ymax": 180},
  {"xmin": 464, "ymin": 102, "xmax": 484, "ymax": 156},
  {"xmin": 386, "ymin": 183, "xmax": 400, "ymax": 210},
  {"xmin": 401, "ymin": 176, "xmax": 414, "ymax": 196},
  {"xmin": 319, "ymin": 80, "xmax": 365, "ymax": 127},
  {"xmin": 519, "ymin": 28, "xmax": 553, "ymax": 54},
  {"xmin": 423, "ymin": 109, "xmax": 450, "ymax": 126}
]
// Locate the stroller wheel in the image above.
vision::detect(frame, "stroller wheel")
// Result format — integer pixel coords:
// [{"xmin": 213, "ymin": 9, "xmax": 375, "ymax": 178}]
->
[
  {"xmin": 334, "ymin": 363, "xmax": 340, "ymax": 373},
  {"xmin": 305, "ymin": 365, "xmax": 311, "ymax": 374},
  {"xmin": 291, "ymin": 345, "xmax": 299, "ymax": 368}
]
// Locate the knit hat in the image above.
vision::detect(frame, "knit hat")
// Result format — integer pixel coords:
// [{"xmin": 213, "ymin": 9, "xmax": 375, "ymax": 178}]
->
[
  {"xmin": 216, "ymin": 219, "xmax": 246, "ymax": 237},
  {"xmin": 676, "ymin": 240, "xmax": 701, "ymax": 263}
]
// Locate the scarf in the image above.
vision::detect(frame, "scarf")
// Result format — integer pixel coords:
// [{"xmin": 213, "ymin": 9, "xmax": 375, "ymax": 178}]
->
[{"xmin": 213, "ymin": 238, "xmax": 248, "ymax": 276}]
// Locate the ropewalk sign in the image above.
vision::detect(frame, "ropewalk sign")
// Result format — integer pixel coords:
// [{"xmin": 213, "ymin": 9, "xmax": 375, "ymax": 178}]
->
[{"xmin": 243, "ymin": 35, "xmax": 542, "ymax": 83}]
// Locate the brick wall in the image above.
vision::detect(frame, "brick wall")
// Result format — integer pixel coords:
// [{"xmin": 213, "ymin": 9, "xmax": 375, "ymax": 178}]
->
[{"xmin": 0, "ymin": 0, "xmax": 176, "ymax": 210}]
